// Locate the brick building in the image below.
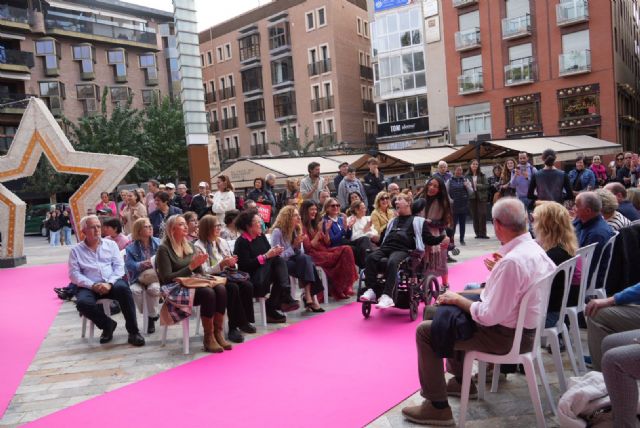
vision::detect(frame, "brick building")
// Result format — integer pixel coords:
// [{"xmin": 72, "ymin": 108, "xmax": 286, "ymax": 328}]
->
[
  {"xmin": 0, "ymin": 0, "xmax": 177, "ymax": 154},
  {"xmin": 443, "ymin": 0, "xmax": 640, "ymax": 151},
  {"xmin": 199, "ymin": 0, "xmax": 375, "ymax": 165}
]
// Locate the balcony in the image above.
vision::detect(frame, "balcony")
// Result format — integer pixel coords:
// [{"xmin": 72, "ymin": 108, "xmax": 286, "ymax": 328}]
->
[
  {"xmin": 505, "ymin": 57, "xmax": 536, "ymax": 86},
  {"xmin": 362, "ymin": 99, "xmax": 376, "ymax": 113},
  {"xmin": 221, "ymin": 147, "xmax": 240, "ymax": 161},
  {"xmin": 0, "ymin": 93, "xmax": 35, "ymax": 113},
  {"xmin": 204, "ymin": 91, "xmax": 216, "ymax": 104},
  {"xmin": 315, "ymin": 132, "xmax": 337, "ymax": 147},
  {"xmin": 219, "ymin": 86, "xmax": 236, "ymax": 100},
  {"xmin": 556, "ymin": 0, "xmax": 589, "ymax": 27},
  {"xmin": 452, "ymin": 0, "xmax": 477, "ymax": 7},
  {"xmin": 221, "ymin": 117, "xmax": 238, "ymax": 130},
  {"xmin": 458, "ymin": 68, "xmax": 484, "ymax": 94},
  {"xmin": 455, "ymin": 28, "xmax": 481, "ymax": 51},
  {"xmin": 502, "ymin": 14, "xmax": 531, "ymax": 40},
  {"xmin": 0, "ymin": 4, "xmax": 30, "ymax": 28},
  {"xmin": 245, "ymin": 110, "xmax": 266, "ymax": 128},
  {"xmin": 310, "ymin": 96, "xmax": 334, "ymax": 113},
  {"xmin": 364, "ymin": 133, "xmax": 376, "ymax": 147},
  {"xmin": 559, "ymin": 50, "xmax": 591, "ymax": 76},
  {"xmin": 308, "ymin": 58, "xmax": 332, "ymax": 77},
  {"xmin": 274, "ymin": 103, "xmax": 297, "ymax": 121},
  {"xmin": 209, "ymin": 121, "xmax": 219, "ymax": 133},
  {"xmin": 360, "ymin": 65, "xmax": 373, "ymax": 80},
  {"xmin": 0, "ymin": 49, "xmax": 34, "ymax": 72},
  {"xmin": 45, "ymin": 14, "xmax": 157, "ymax": 48}
]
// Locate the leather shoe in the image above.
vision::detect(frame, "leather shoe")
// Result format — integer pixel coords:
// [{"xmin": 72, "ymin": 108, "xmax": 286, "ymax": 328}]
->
[
  {"xmin": 127, "ymin": 332, "xmax": 145, "ymax": 346},
  {"xmin": 266, "ymin": 310, "xmax": 286, "ymax": 323},
  {"xmin": 227, "ymin": 327, "xmax": 245, "ymax": 343},
  {"xmin": 99, "ymin": 320, "xmax": 117, "ymax": 344},
  {"xmin": 280, "ymin": 301, "xmax": 300, "ymax": 312},
  {"xmin": 240, "ymin": 323, "xmax": 257, "ymax": 334},
  {"xmin": 147, "ymin": 317, "xmax": 156, "ymax": 334}
]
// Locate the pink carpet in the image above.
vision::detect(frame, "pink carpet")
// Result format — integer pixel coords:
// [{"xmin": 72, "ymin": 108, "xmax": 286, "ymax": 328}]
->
[
  {"xmin": 27, "ymin": 256, "xmax": 489, "ymax": 427},
  {"xmin": 0, "ymin": 264, "xmax": 65, "ymax": 418}
]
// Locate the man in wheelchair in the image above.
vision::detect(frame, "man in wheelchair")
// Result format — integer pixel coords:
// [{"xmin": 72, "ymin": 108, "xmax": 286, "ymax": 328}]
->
[{"xmin": 360, "ymin": 194, "xmax": 449, "ymax": 308}]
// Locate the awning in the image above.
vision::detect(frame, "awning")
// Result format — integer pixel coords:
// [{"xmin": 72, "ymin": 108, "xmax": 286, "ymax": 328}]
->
[
  {"xmin": 350, "ymin": 147, "xmax": 459, "ymax": 175},
  {"xmin": 440, "ymin": 136, "xmax": 622, "ymax": 166}
]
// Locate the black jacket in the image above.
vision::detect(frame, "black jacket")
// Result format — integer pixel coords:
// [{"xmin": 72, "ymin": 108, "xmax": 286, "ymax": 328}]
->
[
  {"xmin": 606, "ymin": 223, "xmax": 640, "ymax": 295},
  {"xmin": 363, "ymin": 171, "xmax": 385, "ymax": 209}
]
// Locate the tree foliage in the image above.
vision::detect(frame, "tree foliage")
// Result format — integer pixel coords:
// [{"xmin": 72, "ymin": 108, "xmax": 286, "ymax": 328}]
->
[
  {"xmin": 269, "ymin": 125, "xmax": 337, "ymax": 157},
  {"xmin": 22, "ymin": 157, "xmax": 85, "ymax": 203}
]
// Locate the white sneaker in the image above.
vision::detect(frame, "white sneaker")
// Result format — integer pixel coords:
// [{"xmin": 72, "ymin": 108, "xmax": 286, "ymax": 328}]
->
[
  {"xmin": 360, "ymin": 289, "xmax": 376, "ymax": 302},
  {"xmin": 376, "ymin": 294, "xmax": 395, "ymax": 309}
]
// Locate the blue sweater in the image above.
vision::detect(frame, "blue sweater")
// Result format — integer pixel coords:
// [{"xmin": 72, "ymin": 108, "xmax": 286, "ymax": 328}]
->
[
  {"xmin": 573, "ymin": 216, "xmax": 615, "ymax": 285},
  {"xmin": 614, "ymin": 282, "xmax": 640, "ymax": 305}
]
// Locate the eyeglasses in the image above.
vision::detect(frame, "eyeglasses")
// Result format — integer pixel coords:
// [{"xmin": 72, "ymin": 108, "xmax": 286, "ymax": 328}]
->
[
  {"xmin": 329, "ymin": 204, "xmax": 340, "ymax": 208},
  {"xmin": 617, "ymin": 157, "xmax": 624, "ymax": 161},
  {"xmin": 143, "ymin": 225, "xmax": 153, "ymax": 228},
  {"xmin": 379, "ymin": 196, "xmax": 389, "ymax": 200},
  {"xmin": 214, "ymin": 224, "xmax": 222, "ymax": 228}
]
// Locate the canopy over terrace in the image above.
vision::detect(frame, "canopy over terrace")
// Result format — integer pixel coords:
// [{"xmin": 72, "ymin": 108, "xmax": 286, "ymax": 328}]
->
[
  {"xmin": 440, "ymin": 136, "xmax": 622, "ymax": 166},
  {"xmin": 349, "ymin": 147, "xmax": 459, "ymax": 176}
]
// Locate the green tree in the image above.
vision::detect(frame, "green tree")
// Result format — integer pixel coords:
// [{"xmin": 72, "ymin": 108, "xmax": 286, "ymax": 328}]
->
[
  {"xmin": 22, "ymin": 157, "xmax": 85, "ymax": 204},
  {"xmin": 269, "ymin": 125, "xmax": 337, "ymax": 157}
]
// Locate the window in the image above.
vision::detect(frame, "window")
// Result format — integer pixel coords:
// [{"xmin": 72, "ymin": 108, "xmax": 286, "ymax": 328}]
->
[
  {"xmin": 241, "ymin": 67, "xmax": 263, "ymax": 93},
  {"xmin": 77, "ymin": 83, "xmax": 99, "ymax": 116},
  {"xmin": 269, "ymin": 22, "xmax": 290, "ymax": 50},
  {"xmin": 372, "ymin": 6, "xmax": 422, "ymax": 55},
  {"xmin": 225, "ymin": 43, "xmax": 232, "ymax": 59},
  {"xmin": 459, "ymin": 10, "xmax": 480, "ymax": 30},
  {"xmin": 110, "ymin": 86, "xmax": 131, "ymax": 105},
  {"xmin": 456, "ymin": 111, "xmax": 492, "ymax": 134},
  {"xmin": 314, "ymin": 120, "xmax": 323, "ymax": 136},
  {"xmin": 217, "ymin": 46, "xmax": 223, "ymax": 62},
  {"xmin": 280, "ymin": 124, "xmax": 297, "ymax": 142},
  {"xmin": 244, "ymin": 98, "xmax": 265, "ymax": 124},
  {"xmin": 317, "ymin": 7, "xmax": 326, "ymax": 27},
  {"xmin": 231, "ymin": 135, "xmax": 240, "ymax": 158},
  {"xmin": 239, "ymin": 34, "xmax": 260, "ymax": 62},
  {"xmin": 363, "ymin": 21, "xmax": 369, "ymax": 38},
  {"xmin": 107, "ymin": 49, "xmax": 127, "ymax": 82},
  {"xmin": 200, "ymin": 54, "xmax": 204, "ymax": 66},
  {"xmin": 72, "ymin": 44, "xmax": 95, "ymax": 78},
  {"xmin": 35, "ymin": 39, "xmax": 60, "ymax": 76},
  {"xmin": 207, "ymin": 51, "xmax": 213, "ymax": 65},
  {"xmin": 377, "ymin": 96, "xmax": 428, "ymax": 124},
  {"xmin": 38, "ymin": 81, "xmax": 65, "ymax": 115},
  {"xmin": 139, "ymin": 53, "xmax": 158, "ymax": 84},
  {"xmin": 325, "ymin": 118, "xmax": 334, "ymax": 134},
  {"xmin": 273, "ymin": 91, "xmax": 296, "ymax": 118},
  {"xmin": 306, "ymin": 11, "xmax": 315, "ymax": 31},
  {"xmin": 251, "ymin": 130, "xmax": 268, "ymax": 155},
  {"xmin": 376, "ymin": 51, "xmax": 425, "ymax": 96},
  {"xmin": 504, "ymin": 93, "xmax": 541, "ymax": 135},
  {"xmin": 271, "ymin": 57, "xmax": 294, "ymax": 85},
  {"xmin": 142, "ymin": 89, "xmax": 160, "ymax": 105},
  {"xmin": 357, "ymin": 17, "xmax": 363, "ymax": 35}
]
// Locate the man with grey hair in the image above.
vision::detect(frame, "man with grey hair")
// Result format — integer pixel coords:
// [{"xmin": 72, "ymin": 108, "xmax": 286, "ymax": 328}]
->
[
  {"xmin": 433, "ymin": 161, "xmax": 452, "ymax": 183},
  {"xmin": 573, "ymin": 191, "xmax": 615, "ymax": 286},
  {"xmin": 387, "ymin": 182, "xmax": 400, "ymax": 197},
  {"xmin": 264, "ymin": 173, "xmax": 278, "ymax": 207},
  {"xmin": 402, "ymin": 198, "xmax": 555, "ymax": 426},
  {"xmin": 69, "ymin": 215, "xmax": 144, "ymax": 346}
]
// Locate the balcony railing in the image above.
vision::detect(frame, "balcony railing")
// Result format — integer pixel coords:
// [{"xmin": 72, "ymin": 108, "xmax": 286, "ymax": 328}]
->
[
  {"xmin": 455, "ymin": 28, "xmax": 481, "ymax": 51},
  {"xmin": 209, "ymin": 121, "xmax": 219, "ymax": 132},
  {"xmin": 219, "ymin": 86, "xmax": 235, "ymax": 100},
  {"xmin": 362, "ymin": 99, "xmax": 376, "ymax": 113},
  {"xmin": 0, "ymin": 48, "xmax": 34, "ymax": 68},
  {"xmin": 221, "ymin": 117, "xmax": 238, "ymax": 130},
  {"xmin": 556, "ymin": 0, "xmax": 589, "ymax": 26},
  {"xmin": 364, "ymin": 133, "xmax": 376, "ymax": 147},
  {"xmin": 204, "ymin": 91, "xmax": 216, "ymax": 104},
  {"xmin": 274, "ymin": 102, "xmax": 297, "ymax": 119},
  {"xmin": 360, "ymin": 65, "xmax": 373, "ymax": 80},
  {"xmin": 502, "ymin": 14, "xmax": 531, "ymax": 39},
  {"xmin": 0, "ymin": 93, "xmax": 35, "ymax": 110},
  {"xmin": 458, "ymin": 68, "xmax": 484, "ymax": 94},
  {"xmin": 308, "ymin": 58, "xmax": 332, "ymax": 76},
  {"xmin": 505, "ymin": 57, "xmax": 536, "ymax": 86},
  {"xmin": 0, "ymin": 4, "xmax": 29, "ymax": 24},
  {"xmin": 310, "ymin": 96, "xmax": 334, "ymax": 112},
  {"xmin": 452, "ymin": 0, "xmax": 477, "ymax": 7},
  {"xmin": 315, "ymin": 132, "xmax": 337, "ymax": 147},
  {"xmin": 559, "ymin": 49, "xmax": 591, "ymax": 76},
  {"xmin": 45, "ymin": 15, "xmax": 157, "ymax": 45}
]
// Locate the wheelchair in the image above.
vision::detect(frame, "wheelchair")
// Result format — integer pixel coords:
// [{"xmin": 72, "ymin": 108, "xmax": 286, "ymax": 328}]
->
[{"xmin": 357, "ymin": 250, "xmax": 442, "ymax": 321}]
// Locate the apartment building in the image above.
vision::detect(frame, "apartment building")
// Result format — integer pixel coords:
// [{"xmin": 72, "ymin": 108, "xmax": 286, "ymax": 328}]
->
[
  {"xmin": 199, "ymin": 0, "xmax": 375, "ymax": 164},
  {"xmin": 443, "ymin": 0, "xmax": 640, "ymax": 150},
  {"xmin": 0, "ymin": 0, "xmax": 177, "ymax": 154},
  {"xmin": 368, "ymin": 0, "xmax": 452, "ymax": 150}
]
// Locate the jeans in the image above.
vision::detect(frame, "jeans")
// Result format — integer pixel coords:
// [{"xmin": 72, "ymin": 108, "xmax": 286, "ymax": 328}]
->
[
  {"xmin": 452, "ymin": 213, "xmax": 466, "ymax": 243},
  {"xmin": 49, "ymin": 230, "xmax": 60, "ymax": 246},
  {"xmin": 365, "ymin": 248, "xmax": 409, "ymax": 298},
  {"xmin": 62, "ymin": 226, "xmax": 73, "ymax": 245}
]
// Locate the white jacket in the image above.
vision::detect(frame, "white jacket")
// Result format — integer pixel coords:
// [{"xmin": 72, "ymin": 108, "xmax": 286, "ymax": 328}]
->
[{"xmin": 211, "ymin": 191, "xmax": 235, "ymax": 221}]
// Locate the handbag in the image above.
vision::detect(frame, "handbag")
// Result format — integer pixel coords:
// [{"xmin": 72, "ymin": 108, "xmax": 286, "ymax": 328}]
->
[
  {"xmin": 176, "ymin": 275, "xmax": 227, "ymax": 288},
  {"xmin": 138, "ymin": 268, "xmax": 159, "ymax": 286},
  {"xmin": 217, "ymin": 268, "xmax": 250, "ymax": 283}
]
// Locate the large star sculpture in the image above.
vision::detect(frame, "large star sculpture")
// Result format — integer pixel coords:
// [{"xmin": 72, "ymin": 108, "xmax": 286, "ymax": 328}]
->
[{"xmin": 0, "ymin": 98, "xmax": 137, "ymax": 264}]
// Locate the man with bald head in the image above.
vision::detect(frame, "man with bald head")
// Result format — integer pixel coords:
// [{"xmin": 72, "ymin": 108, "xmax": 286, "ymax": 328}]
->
[{"xmin": 402, "ymin": 198, "xmax": 556, "ymax": 425}]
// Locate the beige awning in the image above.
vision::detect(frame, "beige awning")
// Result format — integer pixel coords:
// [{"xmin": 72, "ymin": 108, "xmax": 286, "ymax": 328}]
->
[
  {"xmin": 350, "ymin": 147, "xmax": 459, "ymax": 175},
  {"xmin": 440, "ymin": 136, "xmax": 622, "ymax": 165}
]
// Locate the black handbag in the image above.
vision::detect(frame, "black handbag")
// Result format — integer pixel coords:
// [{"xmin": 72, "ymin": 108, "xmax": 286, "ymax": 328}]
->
[{"xmin": 218, "ymin": 268, "xmax": 250, "ymax": 283}]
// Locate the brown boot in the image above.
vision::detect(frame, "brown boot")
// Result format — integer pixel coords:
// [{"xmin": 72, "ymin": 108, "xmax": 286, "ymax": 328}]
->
[
  {"xmin": 214, "ymin": 313, "xmax": 232, "ymax": 351},
  {"xmin": 201, "ymin": 316, "xmax": 223, "ymax": 353}
]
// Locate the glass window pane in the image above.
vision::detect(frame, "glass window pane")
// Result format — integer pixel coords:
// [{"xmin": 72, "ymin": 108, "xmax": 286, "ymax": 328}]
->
[
  {"xmin": 399, "ymin": 11, "xmax": 410, "ymax": 29},
  {"xmin": 403, "ymin": 74, "xmax": 415, "ymax": 90},
  {"xmin": 401, "ymin": 31, "xmax": 411, "ymax": 47},
  {"xmin": 418, "ymin": 96, "xmax": 429, "ymax": 116},
  {"xmin": 391, "ymin": 76, "xmax": 403, "ymax": 92},
  {"xmin": 413, "ymin": 52, "xmax": 425, "ymax": 71},
  {"xmin": 412, "ymin": 30, "xmax": 421, "ymax": 45},
  {"xmin": 402, "ymin": 53, "xmax": 413, "ymax": 73},
  {"xmin": 397, "ymin": 100, "xmax": 407, "ymax": 121},
  {"xmin": 388, "ymin": 34, "xmax": 401, "ymax": 50},
  {"xmin": 378, "ymin": 103, "xmax": 388, "ymax": 123},
  {"xmin": 45, "ymin": 56, "xmax": 58, "ymax": 68},
  {"xmin": 415, "ymin": 72, "xmax": 426, "ymax": 88},
  {"xmin": 387, "ymin": 14, "xmax": 398, "ymax": 33},
  {"xmin": 390, "ymin": 56, "xmax": 401, "ymax": 75},
  {"xmin": 408, "ymin": 97, "xmax": 418, "ymax": 118},
  {"xmin": 410, "ymin": 8, "xmax": 420, "ymax": 28}
]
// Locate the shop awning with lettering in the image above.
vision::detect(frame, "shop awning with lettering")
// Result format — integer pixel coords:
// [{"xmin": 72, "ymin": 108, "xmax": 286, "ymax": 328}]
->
[{"xmin": 349, "ymin": 146, "xmax": 459, "ymax": 175}]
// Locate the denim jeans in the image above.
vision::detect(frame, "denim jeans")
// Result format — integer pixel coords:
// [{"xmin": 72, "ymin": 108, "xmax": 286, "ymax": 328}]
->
[
  {"xmin": 453, "ymin": 213, "xmax": 466, "ymax": 242},
  {"xmin": 49, "ymin": 230, "xmax": 60, "ymax": 246},
  {"xmin": 62, "ymin": 226, "xmax": 73, "ymax": 245}
]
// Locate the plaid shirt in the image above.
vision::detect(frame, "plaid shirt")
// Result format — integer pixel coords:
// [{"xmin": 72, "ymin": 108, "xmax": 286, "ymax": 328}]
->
[{"xmin": 159, "ymin": 282, "xmax": 195, "ymax": 326}]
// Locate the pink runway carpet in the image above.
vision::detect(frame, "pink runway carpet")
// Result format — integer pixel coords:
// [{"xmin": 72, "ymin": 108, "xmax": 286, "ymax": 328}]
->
[
  {"xmin": 0, "ymin": 264, "xmax": 66, "ymax": 418},
  {"xmin": 27, "ymin": 256, "xmax": 489, "ymax": 427}
]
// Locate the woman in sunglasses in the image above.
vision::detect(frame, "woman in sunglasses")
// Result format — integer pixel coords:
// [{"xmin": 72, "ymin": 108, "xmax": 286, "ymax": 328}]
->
[
  {"xmin": 321, "ymin": 198, "xmax": 371, "ymax": 269},
  {"xmin": 371, "ymin": 191, "xmax": 395, "ymax": 235}
]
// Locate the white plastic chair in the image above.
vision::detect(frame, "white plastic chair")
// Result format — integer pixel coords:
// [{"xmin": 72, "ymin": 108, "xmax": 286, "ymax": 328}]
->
[
  {"xmin": 81, "ymin": 299, "xmax": 114, "ymax": 340},
  {"xmin": 567, "ymin": 243, "xmax": 597, "ymax": 373},
  {"xmin": 542, "ymin": 256, "xmax": 580, "ymax": 393},
  {"xmin": 160, "ymin": 306, "xmax": 200, "ymax": 354},
  {"xmin": 458, "ymin": 269, "xmax": 557, "ymax": 427},
  {"xmin": 316, "ymin": 267, "xmax": 330, "ymax": 305},
  {"xmin": 255, "ymin": 297, "xmax": 267, "ymax": 327},
  {"xmin": 584, "ymin": 232, "xmax": 618, "ymax": 300}
]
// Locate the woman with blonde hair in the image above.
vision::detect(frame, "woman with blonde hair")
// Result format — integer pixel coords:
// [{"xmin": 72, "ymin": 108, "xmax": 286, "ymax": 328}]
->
[
  {"xmin": 156, "ymin": 214, "xmax": 232, "ymax": 353},
  {"xmin": 370, "ymin": 191, "xmax": 394, "ymax": 235},
  {"xmin": 270, "ymin": 206, "xmax": 324, "ymax": 312},
  {"xmin": 347, "ymin": 200, "xmax": 378, "ymax": 242},
  {"xmin": 532, "ymin": 202, "xmax": 580, "ymax": 328},
  {"xmin": 596, "ymin": 188, "xmax": 631, "ymax": 231}
]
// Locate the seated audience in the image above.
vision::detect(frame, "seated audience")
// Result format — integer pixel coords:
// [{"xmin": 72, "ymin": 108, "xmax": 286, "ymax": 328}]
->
[
  {"xmin": 270, "ymin": 206, "xmax": 324, "ymax": 312},
  {"xmin": 101, "ymin": 217, "xmax": 129, "ymax": 251},
  {"xmin": 195, "ymin": 215, "xmax": 255, "ymax": 343},
  {"xmin": 211, "ymin": 175, "xmax": 236, "ymax": 223},
  {"xmin": 221, "ymin": 210, "xmax": 241, "ymax": 240},
  {"xmin": 321, "ymin": 198, "xmax": 371, "ymax": 269},
  {"xmin": 371, "ymin": 191, "xmax": 395, "ymax": 236},
  {"xmin": 346, "ymin": 191, "xmax": 363, "ymax": 211},
  {"xmin": 532, "ymin": 202, "xmax": 580, "ymax": 327},
  {"xmin": 234, "ymin": 210, "xmax": 299, "ymax": 323},
  {"xmin": 156, "ymin": 214, "xmax": 231, "ymax": 353},
  {"xmin": 318, "ymin": 190, "xmax": 330, "ymax": 208},
  {"xmin": 125, "ymin": 218, "xmax": 161, "ymax": 334},
  {"xmin": 604, "ymin": 182, "xmax": 640, "ymax": 221},
  {"xmin": 121, "ymin": 189, "xmax": 147, "ymax": 236},
  {"xmin": 183, "ymin": 211, "xmax": 199, "ymax": 242},
  {"xmin": 361, "ymin": 194, "xmax": 447, "ymax": 309},
  {"xmin": 300, "ymin": 200, "xmax": 358, "ymax": 300},
  {"xmin": 586, "ymin": 281, "xmax": 640, "ymax": 371},
  {"xmin": 388, "ymin": 182, "xmax": 400, "ymax": 198},
  {"xmin": 174, "ymin": 183, "xmax": 192, "ymax": 213},
  {"xmin": 595, "ymin": 188, "xmax": 631, "ymax": 231},
  {"xmin": 337, "ymin": 166, "xmax": 367, "ymax": 209},
  {"xmin": 347, "ymin": 201, "xmax": 378, "ymax": 242},
  {"xmin": 69, "ymin": 215, "xmax": 144, "ymax": 346},
  {"xmin": 149, "ymin": 191, "xmax": 183, "ymax": 238},
  {"xmin": 401, "ymin": 198, "xmax": 556, "ymax": 426}
]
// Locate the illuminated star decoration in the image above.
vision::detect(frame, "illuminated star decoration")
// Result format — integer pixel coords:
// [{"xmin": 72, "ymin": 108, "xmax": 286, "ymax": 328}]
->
[{"xmin": 0, "ymin": 98, "xmax": 137, "ymax": 259}]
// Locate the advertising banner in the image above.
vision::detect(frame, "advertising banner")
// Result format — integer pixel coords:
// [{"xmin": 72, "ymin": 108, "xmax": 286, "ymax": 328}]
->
[{"xmin": 374, "ymin": 0, "xmax": 414, "ymax": 12}]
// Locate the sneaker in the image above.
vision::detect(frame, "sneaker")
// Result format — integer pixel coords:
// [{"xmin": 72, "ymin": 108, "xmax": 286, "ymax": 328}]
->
[
  {"xmin": 401, "ymin": 401, "xmax": 454, "ymax": 426},
  {"xmin": 376, "ymin": 294, "xmax": 395, "ymax": 309},
  {"xmin": 446, "ymin": 377, "xmax": 477, "ymax": 399},
  {"xmin": 360, "ymin": 289, "xmax": 376, "ymax": 302}
]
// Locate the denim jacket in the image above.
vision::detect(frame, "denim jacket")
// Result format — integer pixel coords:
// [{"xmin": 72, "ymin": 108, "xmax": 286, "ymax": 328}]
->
[
  {"xmin": 125, "ymin": 237, "xmax": 161, "ymax": 284},
  {"xmin": 568, "ymin": 168, "xmax": 596, "ymax": 191}
]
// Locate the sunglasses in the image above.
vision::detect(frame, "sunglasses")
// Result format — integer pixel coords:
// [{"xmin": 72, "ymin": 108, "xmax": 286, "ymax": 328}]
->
[
  {"xmin": 617, "ymin": 157, "xmax": 624, "ymax": 161},
  {"xmin": 379, "ymin": 196, "xmax": 389, "ymax": 200},
  {"xmin": 329, "ymin": 204, "xmax": 340, "ymax": 208}
]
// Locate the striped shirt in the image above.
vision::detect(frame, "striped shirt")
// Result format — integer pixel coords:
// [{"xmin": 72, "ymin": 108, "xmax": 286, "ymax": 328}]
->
[{"xmin": 607, "ymin": 211, "xmax": 631, "ymax": 232}]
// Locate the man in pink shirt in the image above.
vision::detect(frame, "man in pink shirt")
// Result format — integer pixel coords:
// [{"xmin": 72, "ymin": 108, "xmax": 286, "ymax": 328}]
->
[{"xmin": 402, "ymin": 198, "xmax": 556, "ymax": 426}]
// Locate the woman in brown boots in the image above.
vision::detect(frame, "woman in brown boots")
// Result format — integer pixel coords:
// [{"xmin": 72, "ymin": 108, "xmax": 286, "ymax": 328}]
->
[{"xmin": 156, "ymin": 214, "xmax": 232, "ymax": 353}]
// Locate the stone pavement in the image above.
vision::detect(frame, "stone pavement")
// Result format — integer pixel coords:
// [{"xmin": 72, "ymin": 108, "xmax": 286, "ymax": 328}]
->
[{"xmin": 1, "ymin": 227, "xmax": 574, "ymax": 427}]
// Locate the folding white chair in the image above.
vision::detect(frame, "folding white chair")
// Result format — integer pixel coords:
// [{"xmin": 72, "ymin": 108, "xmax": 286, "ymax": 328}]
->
[
  {"xmin": 316, "ymin": 267, "xmax": 330, "ymax": 306},
  {"xmin": 458, "ymin": 270, "xmax": 557, "ymax": 427},
  {"xmin": 567, "ymin": 243, "xmax": 597, "ymax": 373},
  {"xmin": 255, "ymin": 297, "xmax": 267, "ymax": 327},
  {"xmin": 160, "ymin": 306, "xmax": 200, "ymax": 355},
  {"xmin": 542, "ymin": 256, "xmax": 580, "ymax": 393},
  {"xmin": 81, "ymin": 299, "xmax": 114, "ymax": 340},
  {"xmin": 585, "ymin": 232, "xmax": 618, "ymax": 300}
]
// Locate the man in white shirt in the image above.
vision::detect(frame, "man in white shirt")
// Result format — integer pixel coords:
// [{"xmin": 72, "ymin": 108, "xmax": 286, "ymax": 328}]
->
[
  {"xmin": 300, "ymin": 161, "xmax": 328, "ymax": 202},
  {"xmin": 402, "ymin": 198, "xmax": 555, "ymax": 426}
]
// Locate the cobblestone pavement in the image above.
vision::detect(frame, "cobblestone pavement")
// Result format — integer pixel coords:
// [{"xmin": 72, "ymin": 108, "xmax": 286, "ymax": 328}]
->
[{"xmin": 1, "ymin": 229, "xmax": 572, "ymax": 427}]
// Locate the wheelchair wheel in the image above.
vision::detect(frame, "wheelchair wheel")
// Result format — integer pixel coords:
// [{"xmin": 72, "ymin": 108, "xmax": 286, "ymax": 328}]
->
[
  {"xmin": 409, "ymin": 299, "xmax": 418, "ymax": 321},
  {"xmin": 422, "ymin": 274, "xmax": 440, "ymax": 306},
  {"xmin": 362, "ymin": 302, "xmax": 371, "ymax": 318}
]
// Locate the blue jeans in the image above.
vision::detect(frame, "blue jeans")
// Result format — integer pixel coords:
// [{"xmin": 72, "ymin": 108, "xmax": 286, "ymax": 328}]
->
[
  {"xmin": 453, "ymin": 213, "xmax": 466, "ymax": 242},
  {"xmin": 49, "ymin": 230, "xmax": 60, "ymax": 246},
  {"xmin": 62, "ymin": 226, "xmax": 73, "ymax": 245}
]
